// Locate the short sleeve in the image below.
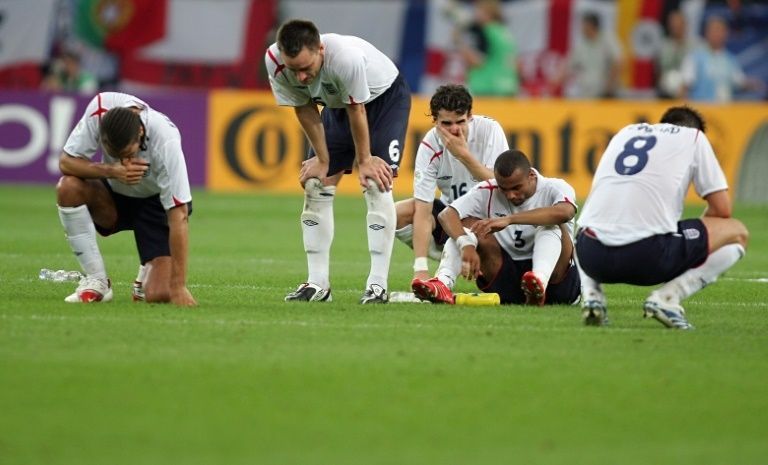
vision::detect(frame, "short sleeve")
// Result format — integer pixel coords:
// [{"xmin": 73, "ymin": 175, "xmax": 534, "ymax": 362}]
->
[
  {"xmin": 691, "ymin": 131, "xmax": 728, "ymax": 198},
  {"xmin": 548, "ymin": 178, "xmax": 578, "ymax": 211},
  {"xmin": 155, "ymin": 138, "xmax": 192, "ymax": 210},
  {"xmin": 482, "ymin": 120, "xmax": 509, "ymax": 168},
  {"xmin": 335, "ymin": 48, "xmax": 371, "ymax": 104},
  {"xmin": 413, "ymin": 131, "xmax": 442, "ymax": 202},
  {"xmin": 62, "ymin": 94, "xmax": 102, "ymax": 160},
  {"xmin": 450, "ymin": 182, "xmax": 492, "ymax": 220},
  {"xmin": 265, "ymin": 46, "xmax": 311, "ymax": 107}
]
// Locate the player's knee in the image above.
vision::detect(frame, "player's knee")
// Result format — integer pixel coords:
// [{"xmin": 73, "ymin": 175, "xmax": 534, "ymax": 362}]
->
[
  {"xmin": 143, "ymin": 282, "xmax": 171, "ymax": 303},
  {"xmin": 395, "ymin": 223, "xmax": 414, "ymax": 247},
  {"xmin": 734, "ymin": 219, "xmax": 749, "ymax": 249},
  {"xmin": 304, "ymin": 177, "xmax": 335, "ymax": 201},
  {"xmin": 535, "ymin": 225, "xmax": 562, "ymax": 239},
  {"xmin": 474, "ymin": 228, "xmax": 496, "ymax": 252},
  {"xmin": 56, "ymin": 175, "xmax": 87, "ymax": 206},
  {"xmin": 363, "ymin": 177, "xmax": 392, "ymax": 202},
  {"xmin": 394, "ymin": 198, "xmax": 414, "ymax": 229}
]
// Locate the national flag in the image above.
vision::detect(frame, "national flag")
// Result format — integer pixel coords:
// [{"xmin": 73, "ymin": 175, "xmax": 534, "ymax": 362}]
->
[
  {"xmin": 616, "ymin": 0, "xmax": 663, "ymax": 91},
  {"xmin": 118, "ymin": 0, "xmax": 275, "ymax": 89},
  {"xmin": 0, "ymin": 0, "xmax": 58, "ymax": 88},
  {"xmin": 75, "ymin": 0, "xmax": 167, "ymax": 53}
]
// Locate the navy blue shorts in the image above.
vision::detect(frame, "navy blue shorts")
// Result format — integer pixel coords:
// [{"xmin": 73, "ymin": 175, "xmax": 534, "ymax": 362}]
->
[
  {"xmin": 96, "ymin": 180, "xmax": 193, "ymax": 265},
  {"xmin": 431, "ymin": 199, "xmax": 449, "ymax": 246},
  {"xmin": 476, "ymin": 248, "xmax": 581, "ymax": 305},
  {"xmin": 575, "ymin": 219, "xmax": 709, "ymax": 286},
  {"xmin": 309, "ymin": 74, "xmax": 411, "ymax": 177}
]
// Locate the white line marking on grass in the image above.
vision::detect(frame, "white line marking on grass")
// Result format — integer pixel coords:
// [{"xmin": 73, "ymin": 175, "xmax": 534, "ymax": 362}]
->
[{"xmin": 722, "ymin": 277, "xmax": 768, "ymax": 283}]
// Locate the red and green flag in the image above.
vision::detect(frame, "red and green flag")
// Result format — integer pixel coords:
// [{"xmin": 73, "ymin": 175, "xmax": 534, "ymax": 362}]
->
[{"xmin": 75, "ymin": 0, "xmax": 167, "ymax": 53}]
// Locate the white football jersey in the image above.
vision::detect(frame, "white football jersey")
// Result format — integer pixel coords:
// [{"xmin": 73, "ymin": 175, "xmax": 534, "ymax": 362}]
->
[
  {"xmin": 450, "ymin": 171, "xmax": 577, "ymax": 260},
  {"xmin": 578, "ymin": 123, "xmax": 727, "ymax": 246},
  {"xmin": 413, "ymin": 115, "xmax": 509, "ymax": 205},
  {"xmin": 63, "ymin": 92, "xmax": 192, "ymax": 211},
  {"xmin": 265, "ymin": 33, "xmax": 399, "ymax": 108}
]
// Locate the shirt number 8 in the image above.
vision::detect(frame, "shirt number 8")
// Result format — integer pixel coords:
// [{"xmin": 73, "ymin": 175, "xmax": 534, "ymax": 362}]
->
[{"xmin": 614, "ymin": 135, "xmax": 657, "ymax": 175}]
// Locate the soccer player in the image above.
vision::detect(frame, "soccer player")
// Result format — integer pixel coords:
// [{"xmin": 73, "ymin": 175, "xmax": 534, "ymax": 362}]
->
[
  {"xmin": 421, "ymin": 149, "xmax": 580, "ymax": 305},
  {"xmin": 56, "ymin": 92, "xmax": 196, "ymax": 306},
  {"xmin": 576, "ymin": 106, "xmax": 748, "ymax": 329},
  {"xmin": 395, "ymin": 84, "xmax": 508, "ymax": 298},
  {"xmin": 265, "ymin": 19, "xmax": 411, "ymax": 304}
]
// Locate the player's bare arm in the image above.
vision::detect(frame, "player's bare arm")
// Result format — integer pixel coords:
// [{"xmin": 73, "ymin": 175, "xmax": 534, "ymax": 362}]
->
[
  {"xmin": 295, "ymin": 104, "xmax": 330, "ymax": 184},
  {"xmin": 167, "ymin": 204, "xmax": 196, "ymax": 306},
  {"xmin": 436, "ymin": 125, "xmax": 494, "ymax": 181},
  {"xmin": 439, "ymin": 206, "xmax": 482, "ymax": 280},
  {"xmin": 471, "ymin": 202, "xmax": 576, "ymax": 237},
  {"xmin": 59, "ymin": 152, "xmax": 148, "ymax": 185},
  {"xmin": 702, "ymin": 189, "xmax": 732, "ymax": 219},
  {"xmin": 347, "ymin": 103, "xmax": 392, "ymax": 191}
]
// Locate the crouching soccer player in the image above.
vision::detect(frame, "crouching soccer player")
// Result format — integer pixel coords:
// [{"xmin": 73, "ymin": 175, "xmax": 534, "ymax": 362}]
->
[
  {"xmin": 56, "ymin": 92, "xmax": 196, "ymax": 306},
  {"xmin": 576, "ymin": 105, "xmax": 748, "ymax": 329}
]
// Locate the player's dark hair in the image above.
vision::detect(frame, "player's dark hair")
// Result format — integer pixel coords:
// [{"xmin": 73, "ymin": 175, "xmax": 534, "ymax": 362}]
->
[
  {"xmin": 494, "ymin": 149, "xmax": 531, "ymax": 177},
  {"xmin": 100, "ymin": 107, "xmax": 142, "ymax": 156},
  {"xmin": 277, "ymin": 19, "xmax": 321, "ymax": 58},
  {"xmin": 430, "ymin": 84, "xmax": 473, "ymax": 120},
  {"xmin": 660, "ymin": 105, "xmax": 706, "ymax": 132}
]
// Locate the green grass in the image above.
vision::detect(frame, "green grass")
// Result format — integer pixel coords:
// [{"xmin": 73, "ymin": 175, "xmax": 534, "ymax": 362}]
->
[{"xmin": 1, "ymin": 184, "xmax": 766, "ymax": 465}]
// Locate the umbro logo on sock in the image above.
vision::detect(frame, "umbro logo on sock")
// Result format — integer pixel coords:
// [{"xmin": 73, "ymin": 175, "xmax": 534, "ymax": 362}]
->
[
  {"xmin": 369, "ymin": 224, "xmax": 385, "ymax": 231},
  {"xmin": 302, "ymin": 219, "xmax": 319, "ymax": 226},
  {"xmin": 75, "ymin": 251, "xmax": 84, "ymax": 256}
]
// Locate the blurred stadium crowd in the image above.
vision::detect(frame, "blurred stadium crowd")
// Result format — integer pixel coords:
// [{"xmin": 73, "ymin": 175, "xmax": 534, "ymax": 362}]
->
[{"xmin": 1, "ymin": 0, "xmax": 766, "ymax": 102}]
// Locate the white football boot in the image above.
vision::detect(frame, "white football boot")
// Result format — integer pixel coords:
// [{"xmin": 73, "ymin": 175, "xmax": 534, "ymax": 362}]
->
[
  {"xmin": 581, "ymin": 288, "xmax": 609, "ymax": 326},
  {"xmin": 64, "ymin": 276, "xmax": 113, "ymax": 303},
  {"xmin": 643, "ymin": 292, "xmax": 694, "ymax": 330}
]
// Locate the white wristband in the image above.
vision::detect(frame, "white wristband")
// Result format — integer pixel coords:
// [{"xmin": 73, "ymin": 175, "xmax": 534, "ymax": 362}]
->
[
  {"xmin": 413, "ymin": 257, "xmax": 429, "ymax": 272},
  {"xmin": 456, "ymin": 233, "xmax": 478, "ymax": 250}
]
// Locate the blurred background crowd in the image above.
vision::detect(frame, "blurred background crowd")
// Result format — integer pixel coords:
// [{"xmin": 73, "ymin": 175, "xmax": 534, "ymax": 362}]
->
[{"xmin": 1, "ymin": 0, "xmax": 766, "ymax": 102}]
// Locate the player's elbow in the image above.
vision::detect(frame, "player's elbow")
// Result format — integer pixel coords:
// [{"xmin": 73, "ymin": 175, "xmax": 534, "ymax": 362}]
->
[
  {"xmin": 553, "ymin": 211, "xmax": 574, "ymax": 225},
  {"xmin": 552, "ymin": 205, "xmax": 576, "ymax": 224},
  {"xmin": 437, "ymin": 206, "xmax": 457, "ymax": 230},
  {"xmin": 58, "ymin": 154, "xmax": 75, "ymax": 176}
]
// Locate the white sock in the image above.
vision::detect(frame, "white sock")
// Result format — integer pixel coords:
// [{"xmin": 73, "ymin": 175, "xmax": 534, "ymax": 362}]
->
[
  {"xmin": 302, "ymin": 179, "xmax": 335, "ymax": 289},
  {"xmin": 395, "ymin": 224, "xmax": 414, "ymax": 248},
  {"xmin": 577, "ymin": 260, "xmax": 604, "ymax": 303},
  {"xmin": 531, "ymin": 226, "xmax": 563, "ymax": 289},
  {"xmin": 435, "ymin": 229, "xmax": 472, "ymax": 289},
  {"xmin": 656, "ymin": 243, "xmax": 746, "ymax": 304},
  {"xmin": 135, "ymin": 264, "xmax": 147, "ymax": 283},
  {"xmin": 364, "ymin": 179, "xmax": 396, "ymax": 290},
  {"xmin": 58, "ymin": 204, "xmax": 107, "ymax": 279}
]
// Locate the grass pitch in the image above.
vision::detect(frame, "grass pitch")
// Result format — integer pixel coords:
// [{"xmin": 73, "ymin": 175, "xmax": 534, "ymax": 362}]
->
[{"xmin": 1, "ymin": 184, "xmax": 766, "ymax": 465}]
